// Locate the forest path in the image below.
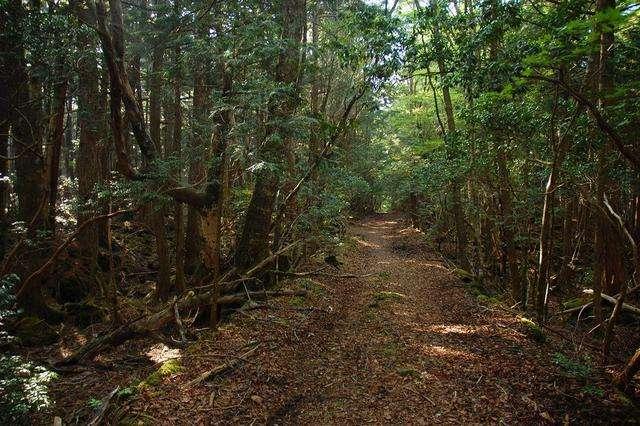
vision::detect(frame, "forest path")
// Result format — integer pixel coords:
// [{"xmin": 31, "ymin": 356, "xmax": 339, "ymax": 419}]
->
[{"xmin": 127, "ymin": 214, "xmax": 623, "ymax": 424}]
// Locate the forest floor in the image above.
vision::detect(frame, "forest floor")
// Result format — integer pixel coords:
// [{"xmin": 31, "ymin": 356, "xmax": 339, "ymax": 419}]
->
[{"xmin": 46, "ymin": 214, "xmax": 638, "ymax": 424}]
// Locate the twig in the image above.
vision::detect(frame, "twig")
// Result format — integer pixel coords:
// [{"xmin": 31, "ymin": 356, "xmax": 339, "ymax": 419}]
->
[
  {"xmin": 173, "ymin": 301, "xmax": 188, "ymax": 343},
  {"xmin": 189, "ymin": 344, "xmax": 260, "ymax": 386},
  {"xmin": 87, "ymin": 386, "xmax": 119, "ymax": 426}
]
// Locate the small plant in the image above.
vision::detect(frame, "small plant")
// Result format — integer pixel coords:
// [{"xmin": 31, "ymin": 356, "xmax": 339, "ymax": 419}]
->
[
  {"xmin": 87, "ymin": 397, "xmax": 102, "ymax": 409},
  {"xmin": 581, "ymin": 384, "xmax": 605, "ymax": 397},
  {"xmin": 553, "ymin": 352, "xmax": 592, "ymax": 379}
]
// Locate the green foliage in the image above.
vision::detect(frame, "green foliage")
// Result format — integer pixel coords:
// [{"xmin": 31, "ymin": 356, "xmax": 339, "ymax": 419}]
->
[
  {"xmin": 0, "ymin": 355, "xmax": 58, "ymax": 423},
  {"xmin": 0, "ymin": 275, "xmax": 57, "ymax": 423},
  {"xmin": 553, "ymin": 352, "xmax": 592, "ymax": 379},
  {"xmin": 0, "ymin": 274, "xmax": 20, "ymax": 346}
]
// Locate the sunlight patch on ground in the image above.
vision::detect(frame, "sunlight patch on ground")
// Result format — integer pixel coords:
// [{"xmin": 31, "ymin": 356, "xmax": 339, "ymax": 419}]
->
[
  {"xmin": 352, "ymin": 236, "xmax": 381, "ymax": 248},
  {"xmin": 146, "ymin": 343, "xmax": 182, "ymax": 363},
  {"xmin": 421, "ymin": 324, "xmax": 490, "ymax": 335},
  {"xmin": 420, "ymin": 344, "xmax": 477, "ymax": 360}
]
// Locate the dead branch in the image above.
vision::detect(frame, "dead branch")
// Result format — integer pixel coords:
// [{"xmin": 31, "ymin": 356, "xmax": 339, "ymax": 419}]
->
[
  {"xmin": 58, "ymin": 241, "xmax": 301, "ymax": 365},
  {"xmin": 556, "ymin": 285, "xmax": 640, "ymax": 317},
  {"xmin": 87, "ymin": 386, "xmax": 119, "ymax": 426},
  {"xmin": 188, "ymin": 344, "xmax": 260, "ymax": 386}
]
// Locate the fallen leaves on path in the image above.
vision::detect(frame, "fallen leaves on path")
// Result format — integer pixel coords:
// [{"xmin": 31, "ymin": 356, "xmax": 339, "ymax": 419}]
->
[{"xmin": 48, "ymin": 215, "xmax": 638, "ymax": 424}]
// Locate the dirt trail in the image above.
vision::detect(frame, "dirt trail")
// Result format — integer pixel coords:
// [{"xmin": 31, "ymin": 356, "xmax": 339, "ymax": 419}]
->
[{"xmin": 120, "ymin": 215, "xmax": 632, "ymax": 424}]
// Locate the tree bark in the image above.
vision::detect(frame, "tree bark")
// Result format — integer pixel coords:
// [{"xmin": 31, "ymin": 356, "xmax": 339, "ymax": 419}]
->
[
  {"xmin": 7, "ymin": 0, "xmax": 45, "ymax": 228},
  {"xmin": 44, "ymin": 76, "xmax": 68, "ymax": 232},
  {"xmin": 77, "ymin": 34, "xmax": 102, "ymax": 272},
  {"xmin": 235, "ymin": 0, "xmax": 306, "ymax": 271}
]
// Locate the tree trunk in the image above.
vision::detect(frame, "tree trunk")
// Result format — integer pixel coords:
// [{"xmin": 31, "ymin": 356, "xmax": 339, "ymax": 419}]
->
[
  {"xmin": 7, "ymin": 0, "xmax": 45, "ymax": 228},
  {"xmin": 235, "ymin": 0, "xmax": 307, "ymax": 271},
  {"xmin": 0, "ymin": 14, "xmax": 10, "ymax": 259},
  {"xmin": 171, "ymin": 0, "xmax": 186, "ymax": 292},
  {"xmin": 184, "ymin": 11, "xmax": 212, "ymax": 275},
  {"xmin": 44, "ymin": 76, "xmax": 68, "ymax": 232},
  {"xmin": 148, "ymin": 28, "xmax": 171, "ymax": 300},
  {"xmin": 77, "ymin": 34, "xmax": 102, "ymax": 272},
  {"xmin": 496, "ymin": 148, "xmax": 521, "ymax": 302},
  {"xmin": 592, "ymin": 0, "xmax": 618, "ymax": 327}
]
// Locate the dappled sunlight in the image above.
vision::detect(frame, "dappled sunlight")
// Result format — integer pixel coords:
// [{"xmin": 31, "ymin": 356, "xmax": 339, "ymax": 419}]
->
[
  {"xmin": 419, "ymin": 344, "xmax": 478, "ymax": 360},
  {"xmin": 146, "ymin": 343, "xmax": 182, "ymax": 363},
  {"xmin": 421, "ymin": 324, "xmax": 490, "ymax": 335},
  {"xmin": 352, "ymin": 236, "xmax": 381, "ymax": 249}
]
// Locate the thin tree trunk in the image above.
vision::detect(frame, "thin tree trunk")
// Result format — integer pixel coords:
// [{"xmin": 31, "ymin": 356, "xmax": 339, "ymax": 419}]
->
[
  {"xmin": 44, "ymin": 76, "xmax": 68, "ymax": 232},
  {"xmin": 184, "ymin": 11, "xmax": 212, "ymax": 274}
]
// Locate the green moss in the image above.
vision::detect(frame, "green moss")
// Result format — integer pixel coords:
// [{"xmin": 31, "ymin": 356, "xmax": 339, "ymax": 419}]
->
[
  {"xmin": 397, "ymin": 366, "xmax": 421, "ymax": 378},
  {"xmin": 117, "ymin": 386, "xmax": 137, "ymax": 399},
  {"xmin": 373, "ymin": 291, "xmax": 405, "ymax": 302},
  {"xmin": 562, "ymin": 297, "xmax": 588, "ymax": 310},
  {"xmin": 289, "ymin": 296, "xmax": 306, "ymax": 307},
  {"xmin": 381, "ymin": 341, "xmax": 400, "ymax": 358},
  {"xmin": 297, "ymin": 278, "xmax": 326, "ymax": 296},
  {"xmin": 378, "ymin": 271, "xmax": 391, "ymax": 280},
  {"xmin": 519, "ymin": 317, "xmax": 546, "ymax": 343},
  {"xmin": 138, "ymin": 358, "xmax": 182, "ymax": 390},
  {"xmin": 453, "ymin": 268, "xmax": 474, "ymax": 282},
  {"xmin": 477, "ymin": 294, "xmax": 501, "ymax": 305}
]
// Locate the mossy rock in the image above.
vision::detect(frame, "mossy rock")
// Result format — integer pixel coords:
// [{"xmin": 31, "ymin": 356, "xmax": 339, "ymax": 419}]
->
[
  {"xmin": 138, "ymin": 358, "xmax": 182, "ymax": 390},
  {"xmin": 519, "ymin": 317, "xmax": 546, "ymax": 343},
  {"xmin": 13, "ymin": 316, "xmax": 58, "ymax": 346}
]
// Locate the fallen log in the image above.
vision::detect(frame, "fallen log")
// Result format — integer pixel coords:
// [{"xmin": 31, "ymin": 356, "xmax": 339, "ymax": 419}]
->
[
  {"xmin": 58, "ymin": 242, "xmax": 301, "ymax": 365},
  {"xmin": 600, "ymin": 293, "xmax": 640, "ymax": 315},
  {"xmin": 556, "ymin": 286, "xmax": 640, "ymax": 317}
]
